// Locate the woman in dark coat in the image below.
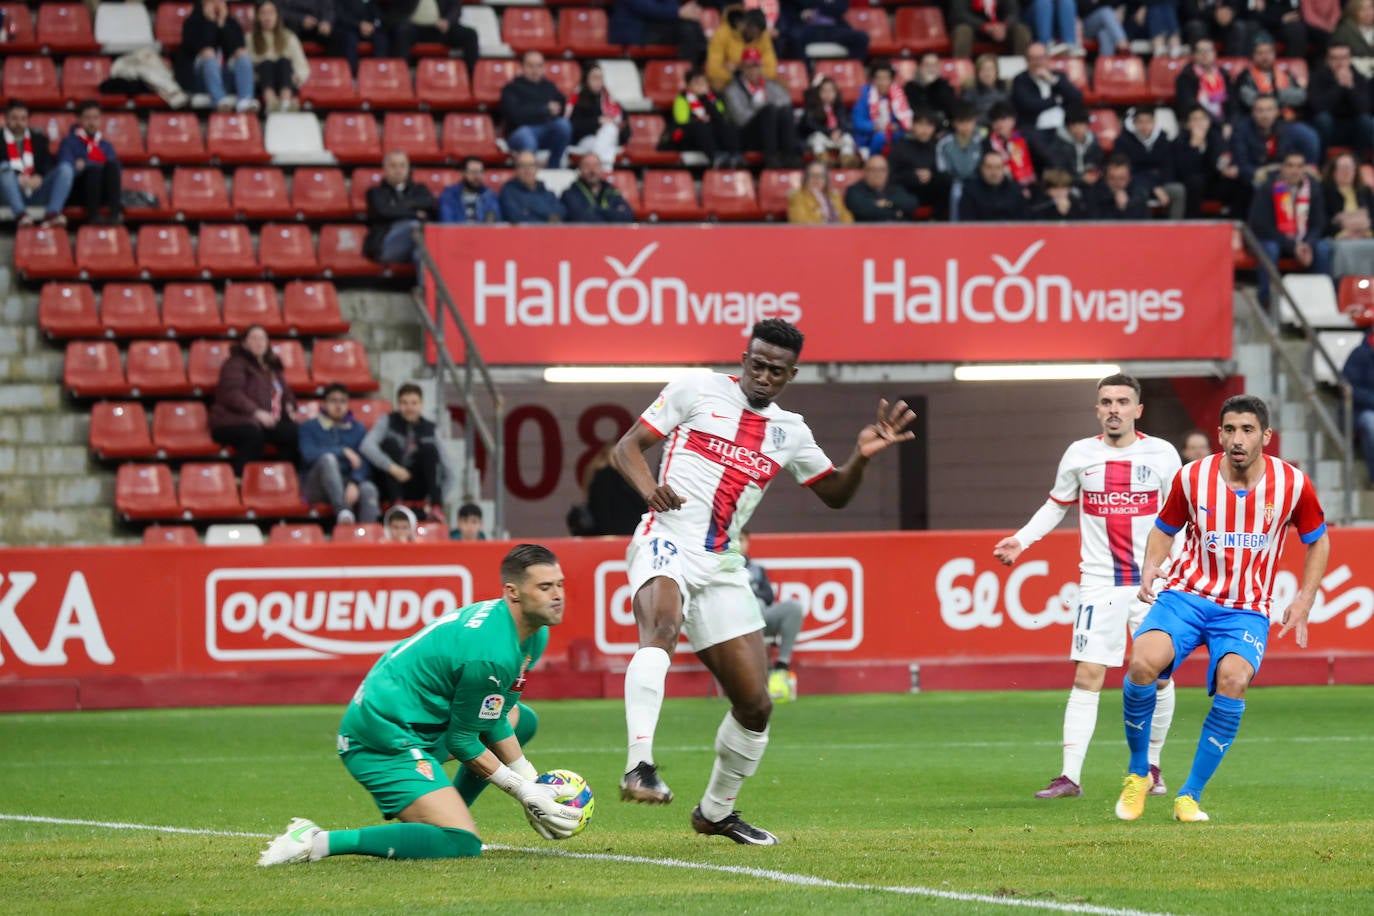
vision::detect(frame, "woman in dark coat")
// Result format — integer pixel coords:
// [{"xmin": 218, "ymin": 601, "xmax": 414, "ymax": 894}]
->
[{"xmin": 209, "ymin": 324, "xmax": 300, "ymax": 472}]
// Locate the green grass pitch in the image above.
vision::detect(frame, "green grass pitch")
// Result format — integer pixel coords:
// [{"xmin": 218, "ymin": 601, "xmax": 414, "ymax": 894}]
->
[{"xmin": 1, "ymin": 687, "xmax": 1371, "ymax": 915}]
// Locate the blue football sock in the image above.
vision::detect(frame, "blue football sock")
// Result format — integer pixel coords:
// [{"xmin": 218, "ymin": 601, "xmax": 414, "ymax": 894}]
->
[
  {"xmin": 1122, "ymin": 679, "xmax": 1158, "ymax": 777},
  {"xmin": 1179, "ymin": 694, "xmax": 1245, "ymax": 802}
]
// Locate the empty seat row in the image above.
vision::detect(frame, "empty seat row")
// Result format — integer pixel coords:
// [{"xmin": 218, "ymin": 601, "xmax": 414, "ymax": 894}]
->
[
  {"xmin": 143, "ymin": 520, "xmax": 451, "ymax": 545},
  {"xmin": 39, "ymin": 279, "xmax": 349, "ymax": 339},
  {"xmin": 15, "ymin": 106, "xmax": 268, "ymax": 165},
  {"xmin": 0, "ymin": 2, "xmax": 99, "ymax": 54},
  {"xmin": 116, "ymin": 461, "xmax": 311, "ymax": 521},
  {"xmin": 64, "ymin": 337, "xmax": 378, "ymax": 398}
]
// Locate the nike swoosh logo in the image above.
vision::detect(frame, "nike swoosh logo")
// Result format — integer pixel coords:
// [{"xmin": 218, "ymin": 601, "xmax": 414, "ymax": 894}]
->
[
  {"xmin": 290, "ymin": 824, "xmax": 314, "ymax": 841},
  {"xmin": 1084, "ymin": 469, "xmax": 1101, "ymax": 476},
  {"xmin": 710, "ymin": 412, "xmax": 732, "ymax": 420}
]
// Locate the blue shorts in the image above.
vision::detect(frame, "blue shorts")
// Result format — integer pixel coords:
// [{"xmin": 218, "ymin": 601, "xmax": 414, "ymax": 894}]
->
[{"xmin": 1136, "ymin": 590, "xmax": 1271, "ymax": 696}]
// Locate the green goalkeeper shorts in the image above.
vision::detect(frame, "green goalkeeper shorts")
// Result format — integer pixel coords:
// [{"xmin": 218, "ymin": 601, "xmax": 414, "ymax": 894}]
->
[{"xmin": 339, "ymin": 737, "xmax": 450, "ymax": 819}]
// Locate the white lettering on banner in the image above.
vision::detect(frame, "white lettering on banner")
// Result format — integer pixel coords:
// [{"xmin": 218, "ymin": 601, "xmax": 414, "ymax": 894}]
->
[
  {"xmin": 1271, "ymin": 565, "xmax": 1374, "ymax": 628},
  {"xmin": 861, "ymin": 242, "xmax": 1185, "ymax": 335},
  {"xmin": 593, "ymin": 558, "xmax": 863, "ymax": 654},
  {"xmin": 205, "ymin": 566, "xmax": 473, "ymax": 661},
  {"xmin": 935, "ymin": 558, "xmax": 1077, "ymax": 631},
  {"xmin": 0, "ymin": 571, "xmax": 114, "ymax": 667},
  {"xmin": 472, "ymin": 243, "xmax": 802, "ymax": 334}
]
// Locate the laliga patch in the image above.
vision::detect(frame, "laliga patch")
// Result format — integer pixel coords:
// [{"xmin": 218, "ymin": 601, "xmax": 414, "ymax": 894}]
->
[
  {"xmin": 415, "ymin": 759, "xmax": 434, "ymax": 780},
  {"xmin": 479, "ymin": 694, "xmax": 505, "ymax": 720}
]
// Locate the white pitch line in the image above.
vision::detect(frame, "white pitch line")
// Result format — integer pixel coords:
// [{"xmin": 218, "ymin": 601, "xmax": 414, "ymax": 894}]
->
[{"xmin": 1, "ymin": 813, "xmax": 1181, "ymax": 916}]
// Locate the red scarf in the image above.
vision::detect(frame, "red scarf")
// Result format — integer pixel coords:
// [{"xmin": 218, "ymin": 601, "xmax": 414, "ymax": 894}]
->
[
  {"xmin": 867, "ymin": 83, "xmax": 913, "ymax": 150},
  {"xmin": 569, "ymin": 89, "xmax": 623, "ymax": 124},
  {"xmin": 823, "ymin": 103, "xmax": 838, "ymax": 130},
  {"xmin": 1194, "ymin": 66, "xmax": 1227, "ymax": 120},
  {"xmin": 686, "ymin": 91, "xmax": 712, "ymax": 121},
  {"xmin": 1273, "ymin": 178, "xmax": 1310, "ymax": 239},
  {"xmin": 991, "ymin": 132, "xmax": 1035, "ymax": 186},
  {"xmin": 971, "ymin": 0, "xmax": 999, "ymax": 21},
  {"xmin": 76, "ymin": 128, "xmax": 106, "ymax": 164},
  {"xmin": 745, "ymin": 77, "xmax": 767, "ymax": 106},
  {"xmin": 3, "ymin": 129, "xmax": 34, "ymax": 175}
]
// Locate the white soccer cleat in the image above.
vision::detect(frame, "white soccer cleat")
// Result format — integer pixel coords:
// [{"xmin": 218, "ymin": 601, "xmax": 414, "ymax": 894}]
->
[{"xmin": 257, "ymin": 817, "xmax": 322, "ymax": 866}]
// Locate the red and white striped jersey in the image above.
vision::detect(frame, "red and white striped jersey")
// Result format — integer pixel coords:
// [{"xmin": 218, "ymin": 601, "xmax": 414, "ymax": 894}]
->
[
  {"xmin": 1156, "ymin": 454, "xmax": 1327, "ymax": 616},
  {"xmin": 635, "ymin": 373, "xmax": 835, "ymax": 553}
]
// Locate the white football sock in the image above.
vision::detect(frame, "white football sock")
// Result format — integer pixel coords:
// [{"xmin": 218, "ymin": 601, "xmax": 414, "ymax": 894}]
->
[
  {"xmin": 700, "ymin": 713, "xmax": 769, "ymax": 823},
  {"xmin": 1061, "ymin": 686, "xmax": 1100, "ymax": 785},
  {"xmin": 1149, "ymin": 679, "xmax": 1175, "ymax": 768},
  {"xmin": 624, "ymin": 647, "xmax": 671, "ymax": 773},
  {"xmin": 311, "ymin": 831, "xmax": 330, "ymax": 861}
]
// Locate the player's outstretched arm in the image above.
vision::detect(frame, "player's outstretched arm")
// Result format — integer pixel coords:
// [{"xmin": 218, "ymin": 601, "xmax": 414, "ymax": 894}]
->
[
  {"xmin": 1136, "ymin": 527, "xmax": 1175, "ymax": 605},
  {"xmin": 474, "ymin": 748, "xmax": 583, "ymax": 839},
  {"xmin": 810, "ymin": 399, "xmax": 916, "ymax": 509},
  {"xmin": 612, "ymin": 421, "xmax": 686, "ymax": 512},
  {"xmin": 1278, "ymin": 532, "xmax": 1331, "ymax": 649}
]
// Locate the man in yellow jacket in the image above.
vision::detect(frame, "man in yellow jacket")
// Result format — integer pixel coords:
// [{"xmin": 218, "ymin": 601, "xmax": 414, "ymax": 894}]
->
[{"xmin": 707, "ymin": 6, "xmax": 778, "ymax": 92}]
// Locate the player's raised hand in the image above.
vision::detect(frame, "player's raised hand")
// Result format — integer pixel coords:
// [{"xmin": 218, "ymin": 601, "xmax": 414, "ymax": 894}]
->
[
  {"xmin": 992, "ymin": 537, "xmax": 1023, "ymax": 567},
  {"xmin": 1277, "ymin": 593, "xmax": 1313, "ymax": 649},
  {"xmin": 1136, "ymin": 562, "xmax": 1165, "ymax": 605},
  {"xmin": 644, "ymin": 484, "xmax": 686, "ymax": 512},
  {"xmin": 857, "ymin": 399, "xmax": 917, "ymax": 457}
]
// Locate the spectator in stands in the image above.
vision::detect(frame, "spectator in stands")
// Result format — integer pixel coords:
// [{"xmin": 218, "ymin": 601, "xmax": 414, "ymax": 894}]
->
[
  {"xmin": 1175, "ymin": 39, "xmax": 1236, "ymax": 126},
  {"xmin": 937, "ymin": 101, "xmax": 984, "ymax": 192},
  {"xmin": 707, "ymin": 7, "xmax": 776, "ymax": 93},
  {"xmin": 278, "ymin": 0, "xmax": 387, "ymax": 75},
  {"xmin": 209, "ymin": 324, "xmax": 301, "ymax": 473},
  {"xmin": 383, "ymin": 504, "xmax": 418, "ymax": 542},
  {"xmin": 903, "ymin": 53, "xmax": 958, "ymax": 128},
  {"xmin": 1341, "ymin": 331, "xmax": 1374, "ymax": 486},
  {"xmin": 1233, "ymin": 95, "xmax": 1319, "ymax": 186},
  {"xmin": 1311, "ymin": 42, "xmax": 1374, "ymax": 159},
  {"xmin": 176, "ymin": 0, "xmax": 258, "ymax": 113},
  {"xmin": 249, "ymin": 1, "xmax": 310, "ymax": 112},
  {"xmin": 968, "ymin": 54, "xmax": 1012, "ymax": 124},
  {"xmin": 501, "ymin": 51, "xmax": 573, "ymax": 169},
  {"xmin": 1010, "ymin": 43, "xmax": 1084, "ymax": 152},
  {"xmin": 562, "ymin": 154, "xmax": 635, "ymax": 223},
  {"xmin": 1321, "ymin": 151, "xmax": 1374, "ymax": 279},
  {"xmin": 985, "ymin": 102, "xmax": 1038, "ymax": 194},
  {"xmin": 1116, "ymin": 108, "xmax": 1186, "ymax": 219},
  {"xmin": 364, "ymin": 150, "xmax": 435, "ymax": 267},
  {"xmin": 1, "ymin": 99, "xmax": 73, "ymax": 229},
  {"xmin": 801, "ymin": 76, "xmax": 861, "ymax": 168},
  {"xmin": 380, "ymin": 0, "xmax": 478, "ymax": 74},
  {"xmin": 438, "ymin": 157, "xmax": 502, "ymax": 224},
  {"xmin": 609, "ymin": 0, "xmax": 707, "ymax": 66},
  {"xmin": 782, "ymin": 0, "xmax": 870, "ymax": 63},
  {"xmin": 958, "ymin": 150, "xmax": 1028, "ymax": 220},
  {"xmin": 567, "ymin": 64, "xmax": 630, "ymax": 173},
  {"xmin": 1030, "ymin": 168, "xmax": 1089, "ymax": 219},
  {"xmin": 450, "ymin": 502, "xmax": 487, "ymax": 541},
  {"xmin": 787, "ymin": 161, "xmax": 853, "ymax": 223},
  {"xmin": 1027, "ymin": 0, "xmax": 1084, "ymax": 56},
  {"xmin": 1262, "ymin": 0, "xmax": 1311, "ymax": 56},
  {"xmin": 737, "ymin": 529, "xmax": 805, "ymax": 703},
  {"xmin": 890, "ymin": 110, "xmax": 950, "ymax": 218},
  {"xmin": 664, "ymin": 68, "xmax": 743, "ymax": 168},
  {"xmin": 1086, "ymin": 154, "xmax": 1151, "ymax": 219},
  {"xmin": 299, "ymin": 382, "xmax": 380, "ymax": 525},
  {"xmin": 1180, "ymin": 429, "xmax": 1212, "ymax": 461},
  {"xmin": 1045, "ymin": 105, "xmax": 1104, "ymax": 187},
  {"xmin": 1332, "ymin": 0, "xmax": 1374, "ymax": 66},
  {"xmin": 725, "ymin": 48, "xmax": 802, "ymax": 168},
  {"xmin": 949, "ymin": 0, "xmax": 1033, "ymax": 59},
  {"xmin": 1235, "ymin": 37, "xmax": 1310, "ymax": 118},
  {"xmin": 570, "ymin": 443, "xmax": 646, "ymax": 536},
  {"xmin": 1174, "ymin": 104, "xmax": 1247, "ymax": 217},
  {"xmin": 499, "ymin": 151, "xmax": 566, "ymax": 223},
  {"xmin": 362, "ymin": 382, "xmax": 454, "ymax": 523},
  {"xmin": 1249, "ymin": 150, "xmax": 1333, "ymax": 304},
  {"xmin": 845, "ymin": 154, "xmax": 919, "ymax": 221},
  {"xmin": 57, "ymin": 102, "xmax": 121, "ymax": 226},
  {"xmin": 1079, "ymin": 0, "xmax": 1129, "ymax": 56},
  {"xmin": 852, "ymin": 61, "xmax": 913, "ymax": 157},
  {"xmin": 1182, "ymin": 0, "xmax": 1258, "ymax": 57},
  {"xmin": 1305, "ymin": 0, "xmax": 1343, "ymax": 58}
]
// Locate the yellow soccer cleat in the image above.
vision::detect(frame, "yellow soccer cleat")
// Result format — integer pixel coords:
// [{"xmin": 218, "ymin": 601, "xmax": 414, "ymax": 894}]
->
[
  {"xmin": 1173, "ymin": 795, "xmax": 1210, "ymax": 823},
  {"xmin": 1114, "ymin": 773, "xmax": 1151, "ymax": 821}
]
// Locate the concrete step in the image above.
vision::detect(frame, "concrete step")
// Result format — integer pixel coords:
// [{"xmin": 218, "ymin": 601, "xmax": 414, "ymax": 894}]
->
[
  {"xmin": 0, "ymin": 507, "xmax": 116, "ymax": 546},
  {"xmin": 0, "ymin": 411, "xmax": 89, "ymax": 446},
  {"xmin": 0, "ymin": 474, "xmax": 113, "ymax": 509},
  {"xmin": 0, "ymin": 351, "xmax": 65, "ymax": 383},
  {"xmin": 0, "ymin": 384, "xmax": 64, "ymax": 413},
  {"xmin": 2, "ymin": 290, "xmax": 38, "ymax": 325},
  {"xmin": 0, "ymin": 445, "xmax": 93, "ymax": 476},
  {"xmin": 0, "ymin": 325, "xmax": 46, "ymax": 357}
]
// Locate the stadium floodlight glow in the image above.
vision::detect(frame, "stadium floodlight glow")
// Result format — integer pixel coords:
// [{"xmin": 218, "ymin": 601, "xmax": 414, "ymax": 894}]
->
[
  {"xmin": 542, "ymin": 366, "xmax": 715, "ymax": 384},
  {"xmin": 953, "ymin": 363, "xmax": 1122, "ymax": 382}
]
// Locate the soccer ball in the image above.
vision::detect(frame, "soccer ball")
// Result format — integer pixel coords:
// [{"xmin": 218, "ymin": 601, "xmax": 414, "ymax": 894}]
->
[{"xmin": 536, "ymin": 769, "xmax": 595, "ymax": 837}]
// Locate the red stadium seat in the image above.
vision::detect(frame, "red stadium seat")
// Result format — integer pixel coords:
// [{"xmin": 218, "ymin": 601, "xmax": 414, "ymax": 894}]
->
[
  {"xmin": 223, "ymin": 282, "xmax": 286, "ymax": 334},
  {"xmin": 100, "ymin": 283, "xmax": 164, "ymax": 338},
  {"xmin": 89, "ymin": 401, "xmax": 153, "ymax": 459},
  {"xmin": 100, "ymin": 112, "xmax": 147, "ymax": 165},
  {"xmin": 198, "ymin": 224, "xmax": 258, "ymax": 277},
  {"xmin": 62, "ymin": 56, "xmax": 112, "ymax": 105},
  {"xmin": 31, "ymin": 112, "xmax": 77, "ymax": 148},
  {"xmin": 1339, "ymin": 276, "xmax": 1374, "ymax": 326},
  {"xmin": 483, "ymin": 169, "xmax": 512, "ymax": 196},
  {"xmin": 76, "ymin": 225, "xmax": 139, "ymax": 279},
  {"xmin": 702, "ymin": 170, "xmax": 761, "ymax": 221},
  {"xmin": 415, "ymin": 522, "xmax": 449, "ymax": 542},
  {"xmin": 242, "ymin": 462, "xmax": 311, "ymax": 517},
  {"xmin": 0, "ymin": 3, "xmax": 38, "ymax": 51},
  {"xmin": 412, "ymin": 167, "xmax": 458, "ymax": 201},
  {"xmin": 162, "ymin": 283, "xmax": 227, "ymax": 337},
  {"xmin": 126, "ymin": 339, "xmax": 190, "ymax": 396},
  {"xmin": 290, "ymin": 168, "xmax": 352, "ymax": 219},
  {"xmin": 333, "ymin": 522, "xmax": 384, "ymax": 543},
  {"xmin": 349, "ymin": 397, "xmax": 391, "ymax": 429},
  {"xmin": 299, "ymin": 58, "xmax": 361, "ymax": 109},
  {"xmin": 1277, "ymin": 57, "xmax": 1309, "ymax": 86},
  {"xmin": 503, "ymin": 7, "xmax": 558, "ymax": 53},
  {"xmin": 349, "ymin": 167, "xmax": 382, "ymax": 216},
  {"xmin": 270, "ymin": 522, "xmax": 326, "ymax": 544},
  {"xmin": 178, "ymin": 462, "xmax": 243, "ymax": 518},
  {"xmin": 207, "ymin": 112, "xmax": 270, "ymax": 164},
  {"xmin": 143, "ymin": 525, "xmax": 200, "ymax": 545},
  {"xmin": 153, "ymin": 400, "xmax": 222, "ymax": 458},
  {"xmin": 358, "ymin": 59, "xmax": 416, "ymax": 109},
  {"xmin": 559, "ymin": 8, "xmax": 619, "ymax": 57},
  {"xmin": 604, "ymin": 171, "xmax": 643, "ymax": 218},
  {"xmin": 758, "ymin": 169, "xmax": 801, "ymax": 219},
  {"xmin": 283, "ymin": 281, "xmax": 350, "ymax": 335},
  {"xmin": 1088, "ymin": 108, "xmax": 1122, "ymax": 151},
  {"xmin": 147, "ymin": 112, "xmax": 209, "ymax": 165},
  {"xmin": 893, "ymin": 8, "xmax": 950, "ymax": 55},
  {"xmin": 545, "ymin": 59, "xmax": 582, "ymax": 98},
  {"xmin": 416, "ymin": 58, "xmax": 473, "ymax": 110},
  {"xmin": 153, "ymin": 2, "xmax": 191, "ymax": 50},
  {"xmin": 136, "ymin": 224, "xmax": 197, "ymax": 278},
  {"xmin": 312, "ymin": 338, "xmax": 378, "ymax": 391},
  {"xmin": 187, "ymin": 338, "xmax": 234, "ymax": 392},
  {"xmin": 774, "ymin": 60, "xmax": 810, "ymax": 106},
  {"xmin": 231, "ymin": 166, "xmax": 293, "ymax": 219},
  {"xmin": 1048, "ymin": 57, "xmax": 1092, "ymax": 97},
  {"xmin": 642, "ymin": 170, "xmax": 704, "ymax": 221},
  {"xmin": 472, "ymin": 59, "xmax": 520, "ymax": 109},
  {"xmin": 624, "ymin": 114, "xmax": 677, "ymax": 166},
  {"xmin": 117, "ymin": 463, "xmax": 180, "ymax": 520},
  {"xmin": 319, "ymin": 224, "xmax": 385, "ymax": 277},
  {"xmin": 1093, "ymin": 55, "xmax": 1149, "ymax": 105},
  {"xmin": 845, "ymin": 8, "xmax": 896, "ymax": 57},
  {"xmin": 121, "ymin": 168, "xmax": 173, "ymax": 220},
  {"xmin": 940, "ymin": 57, "xmax": 975, "ymax": 89},
  {"xmin": 270, "ymin": 339, "xmax": 313, "ymax": 393},
  {"xmin": 39, "ymin": 282, "xmax": 101, "ymax": 338},
  {"xmin": 15, "ymin": 226, "xmax": 76, "ymax": 279},
  {"xmin": 828, "ymin": 168, "xmax": 862, "ymax": 198},
  {"xmin": 170, "ymin": 167, "xmax": 233, "ymax": 220},
  {"xmin": 64, "ymin": 340, "xmax": 126, "ymax": 396},
  {"xmin": 643, "ymin": 60, "xmax": 693, "ymax": 109},
  {"xmin": 37, "ymin": 2, "xmax": 98, "ymax": 51},
  {"xmin": 323, "ymin": 112, "xmax": 383, "ymax": 165},
  {"xmin": 1148, "ymin": 55, "xmax": 1188, "ymax": 102},
  {"xmin": 259, "ymin": 223, "xmax": 320, "ymax": 277},
  {"xmin": 383, "ymin": 112, "xmax": 443, "ymax": 163},
  {"xmin": 2, "ymin": 57, "xmax": 62, "ymax": 108},
  {"xmin": 441, "ymin": 113, "xmax": 504, "ymax": 163},
  {"xmin": 814, "ymin": 60, "xmax": 865, "ymax": 106}
]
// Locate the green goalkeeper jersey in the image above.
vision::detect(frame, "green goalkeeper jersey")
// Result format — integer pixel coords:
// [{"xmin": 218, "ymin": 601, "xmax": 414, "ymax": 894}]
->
[{"xmin": 339, "ymin": 597, "xmax": 548, "ymax": 763}]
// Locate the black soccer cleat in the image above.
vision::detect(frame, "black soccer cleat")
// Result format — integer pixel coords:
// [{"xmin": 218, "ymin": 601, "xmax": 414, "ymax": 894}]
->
[
  {"xmin": 620, "ymin": 761, "xmax": 674, "ymax": 805},
  {"xmin": 690, "ymin": 805, "xmax": 779, "ymax": 845}
]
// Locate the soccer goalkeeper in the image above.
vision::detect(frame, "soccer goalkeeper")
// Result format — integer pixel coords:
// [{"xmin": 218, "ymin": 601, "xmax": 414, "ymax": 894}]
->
[{"xmin": 258, "ymin": 544, "xmax": 583, "ymax": 865}]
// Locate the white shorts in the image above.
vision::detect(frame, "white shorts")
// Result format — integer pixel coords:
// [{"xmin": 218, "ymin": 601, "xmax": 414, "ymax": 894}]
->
[
  {"xmin": 1070, "ymin": 583, "xmax": 1152, "ymax": 667},
  {"xmin": 626, "ymin": 530, "xmax": 762, "ymax": 653}
]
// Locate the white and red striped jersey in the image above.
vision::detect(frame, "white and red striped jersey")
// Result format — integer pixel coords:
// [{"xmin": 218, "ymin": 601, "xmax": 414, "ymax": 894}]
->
[
  {"xmin": 635, "ymin": 373, "xmax": 835, "ymax": 553},
  {"xmin": 1156, "ymin": 454, "xmax": 1327, "ymax": 616}
]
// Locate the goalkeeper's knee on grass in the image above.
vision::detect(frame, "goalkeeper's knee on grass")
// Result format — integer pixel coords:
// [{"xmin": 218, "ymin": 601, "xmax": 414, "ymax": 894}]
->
[{"xmin": 325, "ymin": 823, "xmax": 482, "ymax": 859}]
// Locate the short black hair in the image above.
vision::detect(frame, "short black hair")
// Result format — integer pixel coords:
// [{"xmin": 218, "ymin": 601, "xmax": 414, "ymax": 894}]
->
[
  {"xmin": 458, "ymin": 502, "xmax": 483, "ymax": 520},
  {"xmin": 460, "ymin": 155, "xmax": 484, "ymax": 170},
  {"xmin": 911, "ymin": 108, "xmax": 938, "ymax": 125},
  {"xmin": 6, "ymin": 98, "xmax": 28, "ymax": 114},
  {"xmin": 751, "ymin": 319, "xmax": 804, "ymax": 358},
  {"xmin": 321, "ymin": 382, "xmax": 349, "ymax": 399},
  {"xmin": 869, "ymin": 59, "xmax": 894, "ymax": 77},
  {"xmin": 988, "ymin": 101, "xmax": 1016, "ymax": 122},
  {"xmin": 1105, "ymin": 152, "xmax": 1132, "ymax": 170},
  {"xmin": 1098, "ymin": 373, "xmax": 1142, "ymax": 400},
  {"xmin": 685, "ymin": 67, "xmax": 707, "ymax": 85},
  {"xmin": 1065, "ymin": 105, "xmax": 1090, "ymax": 126},
  {"xmin": 1220, "ymin": 394, "xmax": 1270, "ymax": 430},
  {"xmin": 501, "ymin": 543, "xmax": 558, "ymax": 585},
  {"xmin": 950, "ymin": 100, "xmax": 977, "ymax": 123},
  {"xmin": 1182, "ymin": 429, "xmax": 1210, "ymax": 446},
  {"xmin": 396, "ymin": 382, "xmax": 423, "ymax": 401},
  {"xmin": 76, "ymin": 100, "xmax": 100, "ymax": 116}
]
